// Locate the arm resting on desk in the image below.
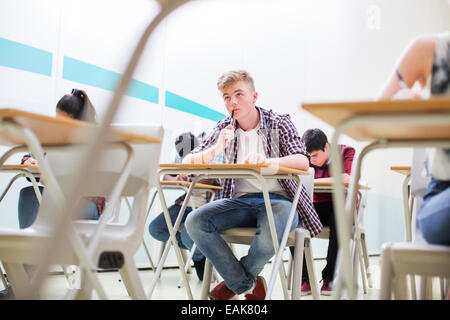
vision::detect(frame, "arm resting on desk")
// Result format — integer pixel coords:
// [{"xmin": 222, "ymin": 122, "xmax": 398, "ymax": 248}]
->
[
  {"xmin": 314, "ymin": 174, "xmax": 351, "ymax": 184},
  {"xmin": 265, "ymin": 153, "xmax": 309, "ymax": 171}
]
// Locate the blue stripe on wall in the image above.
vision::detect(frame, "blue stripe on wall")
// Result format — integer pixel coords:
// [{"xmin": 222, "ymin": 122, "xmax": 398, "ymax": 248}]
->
[
  {"xmin": 0, "ymin": 38, "xmax": 222, "ymax": 122},
  {"xmin": 0, "ymin": 37, "xmax": 52, "ymax": 76},
  {"xmin": 165, "ymin": 91, "xmax": 226, "ymax": 122},
  {"xmin": 62, "ymin": 56, "xmax": 159, "ymax": 104}
]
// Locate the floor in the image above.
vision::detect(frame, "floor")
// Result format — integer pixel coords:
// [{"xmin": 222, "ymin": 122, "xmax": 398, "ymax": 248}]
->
[
  {"xmin": 19, "ymin": 255, "xmax": 435, "ymax": 300},
  {"xmin": 2, "ymin": 254, "xmax": 445, "ymax": 300}
]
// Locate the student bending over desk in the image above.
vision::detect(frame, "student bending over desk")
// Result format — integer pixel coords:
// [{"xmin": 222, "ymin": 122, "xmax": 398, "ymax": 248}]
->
[
  {"xmin": 18, "ymin": 89, "xmax": 104, "ymax": 229},
  {"xmin": 377, "ymin": 31, "xmax": 450, "ymax": 246},
  {"xmin": 183, "ymin": 70, "xmax": 322, "ymax": 300},
  {"xmin": 290, "ymin": 128, "xmax": 355, "ymax": 296}
]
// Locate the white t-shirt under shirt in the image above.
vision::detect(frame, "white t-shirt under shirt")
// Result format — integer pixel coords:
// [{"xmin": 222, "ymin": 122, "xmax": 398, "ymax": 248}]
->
[{"xmin": 232, "ymin": 123, "xmax": 287, "ymax": 198}]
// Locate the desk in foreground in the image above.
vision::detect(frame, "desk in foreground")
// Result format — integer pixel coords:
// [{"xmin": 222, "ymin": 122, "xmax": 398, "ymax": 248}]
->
[
  {"xmin": 0, "ymin": 108, "xmax": 161, "ymax": 145},
  {"xmin": 302, "ymin": 97, "xmax": 450, "ymax": 142},
  {"xmin": 302, "ymin": 97, "xmax": 450, "ymax": 299}
]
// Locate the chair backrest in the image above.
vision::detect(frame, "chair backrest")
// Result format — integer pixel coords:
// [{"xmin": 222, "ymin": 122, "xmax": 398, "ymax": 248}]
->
[
  {"xmin": 33, "ymin": 124, "xmax": 163, "ymax": 231},
  {"xmin": 410, "ymin": 148, "xmax": 432, "ymax": 201},
  {"xmin": 302, "ymin": 167, "xmax": 315, "ymax": 201}
]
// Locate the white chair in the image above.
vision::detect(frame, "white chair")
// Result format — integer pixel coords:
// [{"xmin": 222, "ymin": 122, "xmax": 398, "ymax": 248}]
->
[
  {"xmin": 200, "ymin": 168, "xmax": 320, "ymax": 300},
  {"xmin": 380, "ymin": 148, "xmax": 450, "ymax": 300},
  {"xmin": 0, "ymin": 123, "xmax": 163, "ymax": 299},
  {"xmin": 286, "ymin": 178, "xmax": 371, "ymax": 296}
]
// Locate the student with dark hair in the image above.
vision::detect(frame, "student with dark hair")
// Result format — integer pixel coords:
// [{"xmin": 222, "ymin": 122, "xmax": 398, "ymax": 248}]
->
[
  {"xmin": 148, "ymin": 132, "xmax": 220, "ymax": 281},
  {"xmin": 56, "ymin": 89, "xmax": 97, "ymax": 123},
  {"xmin": 292, "ymin": 128, "xmax": 355, "ymax": 296},
  {"xmin": 18, "ymin": 89, "xmax": 103, "ymax": 229}
]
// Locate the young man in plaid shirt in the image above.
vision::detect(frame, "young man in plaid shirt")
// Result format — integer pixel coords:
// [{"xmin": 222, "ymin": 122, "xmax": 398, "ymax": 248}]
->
[{"xmin": 183, "ymin": 70, "xmax": 322, "ymax": 300}]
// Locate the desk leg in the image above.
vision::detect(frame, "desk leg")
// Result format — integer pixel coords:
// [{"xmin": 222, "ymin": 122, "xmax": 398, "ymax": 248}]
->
[
  {"xmin": 329, "ymin": 133, "xmax": 356, "ymax": 300},
  {"xmin": 252, "ymin": 175, "xmax": 288, "ymax": 300},
  {"xmin": 147, "ymin": 179, "xmax": 194, "ymax": 300},
  {"xmin": 402, "ymin": 174, "xmax": 412, "ymax": 242},
  {"xmin": 266, "ymin": 176, "xmax": 302, "ymax": 300}
]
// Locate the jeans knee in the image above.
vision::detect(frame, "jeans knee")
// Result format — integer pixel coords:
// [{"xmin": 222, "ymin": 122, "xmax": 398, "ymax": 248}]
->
[
  {"xmin": 148, "ymin": 219, "xmax": 167, "ymax": 242},
  {"xmin": 184, "ymin": 212, "xmax": 197, "ymax": 236}
]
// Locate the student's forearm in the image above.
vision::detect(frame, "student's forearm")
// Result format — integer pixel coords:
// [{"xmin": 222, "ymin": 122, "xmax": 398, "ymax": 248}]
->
[
  {"xmin": 266, "ymin": 154, "xmax": 309, "ymax": 171},
  {"xmin": 314, "ymin": 174, "xmax": 351, "ymax": 184},
  {"xmin": 182, "ymin": 144, "xmax": 222, "ymax": 164}
]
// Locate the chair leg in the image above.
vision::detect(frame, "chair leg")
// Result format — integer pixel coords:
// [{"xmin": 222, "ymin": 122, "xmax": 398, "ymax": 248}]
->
[
  {"xmin": 0, "ymin": 263, "xmax": 9, "ymax": 289},
  {"xmin": 180, "ymin": 249, "xmax": 192, "ymax": 274},
  {"xmin": 304, "ymin": 238, "xmax": 320, "ymax": 300},
  {"xmin": 142, "ymin": 239, "xmax": 156, "ymax": 271},
  {"xmin": 356, "ymin": 238, "xmax": 368, "ymax": 294},
  {"xmin": 440, "ymin": 278, "xmax": 446, "ymax": 300},
  {"xmin": 73, "ymin": 269, "xmax": 94, "ymax": 300},
  {"xmin": 201, "ymin": 259, "xmax": 213, "ymax": 300},
  {"xmin": 119, "ymin": 254, "xmax": 146, "ymax": 300},
  {"xmin": 3, "ymin": 262, "xmax": 36, "ymax": 299},
  {"xmin": 360, "ymin": 232, "xmax": 373, "ymax": 288},
  {"xmin": 292, "ymin": 229, "xmax": 305, "ymax": 300},
  {"xmin": 393, "ymin": 274, "xmax": 408, "ymax": 300},
  {"xmin": 287, "ymin": 252, "xmax": 293, "ymax": 291},
  {"xmin": 409, "ymin": 274, "xmax": 417, "ymax": 300},
  {"xmin": 178, "ymin": 244, "xmax": 197, "ymax": 288},
  {"xmin": 379, "ymin": 242, "xmax": 393, "ymax": 299}
]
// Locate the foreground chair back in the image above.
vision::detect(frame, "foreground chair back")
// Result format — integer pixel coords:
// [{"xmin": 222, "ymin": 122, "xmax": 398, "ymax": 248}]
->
[
  {"xmin": 0, "ymin": 123, "xmax": 163, "ymax": 299},
  {"xmin": 380, "ymin": 148, "xmax": 450, "ymax": 300}
]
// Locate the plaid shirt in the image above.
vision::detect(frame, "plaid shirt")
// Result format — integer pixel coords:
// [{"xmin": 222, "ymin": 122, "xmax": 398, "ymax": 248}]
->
[{"xmin": 192, "ymin": 106, "xmax": 323, "ymax": 237}]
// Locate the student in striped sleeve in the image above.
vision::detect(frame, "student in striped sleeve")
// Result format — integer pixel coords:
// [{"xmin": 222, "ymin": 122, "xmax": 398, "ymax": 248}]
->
[{"xmin": 183, "ymin": 70, "xmax": 322, "ymax": 300}]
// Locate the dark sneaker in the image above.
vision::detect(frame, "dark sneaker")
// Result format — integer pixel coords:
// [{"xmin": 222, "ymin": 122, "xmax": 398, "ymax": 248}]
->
[
  {"xmin": 209, "ymin": 280, "xmax": 236, "ymax": 300},
  {"xmin": 301, "ymin": 280, "xmax": 312, "ymax": 296},
  {"xmin": 244, "ymin": 276, "xmax": 267, "ymax": 300},
  {"xmin": 193, "ymin": 257, "xmax": 206, "ymax": 281},
  {"xmin": 320, "ymin": 280, "xmax": 333, "ymax": 296},
  {"xmin": 0, "ymin": 286, "xmax": 15, "ymax": 300}
]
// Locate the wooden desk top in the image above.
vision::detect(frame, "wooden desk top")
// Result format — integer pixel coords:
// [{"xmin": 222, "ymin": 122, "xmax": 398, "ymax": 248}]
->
[
  {"xmin": 160, "ymin": 180, "xmax": 223, "ymax": 190},
  {"xmin": 0, "ymin": 108, "xmax": 161, "ymax": 146},
  {"xmin": 390, "ymin": 166, "xmax": 412, "ymax": 176},
  {"xmin": 313, "ymin": 180, "xmax": 371, "ymax": 190},
  {"xmin": 159, "ymin": 163, "xmax": 309, "ymax": 175},
  {"xmin": 1, "ymin": 164, "xmax": 39, "ymax": 170},
  {"xmin": 302, "ymin": 97, "xmax": 450, "ymax": 141}
]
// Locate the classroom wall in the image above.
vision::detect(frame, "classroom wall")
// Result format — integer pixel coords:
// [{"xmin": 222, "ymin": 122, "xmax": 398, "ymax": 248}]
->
[{"xmin": 1, "ymin": 0, "xmax": 449, "ymax": 268}]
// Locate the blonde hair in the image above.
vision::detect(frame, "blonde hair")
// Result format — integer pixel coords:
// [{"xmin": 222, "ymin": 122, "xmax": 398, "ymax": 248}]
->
[{"xmin": 217, "ymin": 70, "xmax": 255, "ymax": 91}]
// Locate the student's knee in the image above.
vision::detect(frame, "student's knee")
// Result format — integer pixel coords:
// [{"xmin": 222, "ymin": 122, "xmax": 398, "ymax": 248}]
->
[
  {"xmin": 184, "ymin": 210, "xmax": 198, "ymax": 236},
  {"xmin": 148, "ymin": 214, "xmax": 168, "ymax": 241}
]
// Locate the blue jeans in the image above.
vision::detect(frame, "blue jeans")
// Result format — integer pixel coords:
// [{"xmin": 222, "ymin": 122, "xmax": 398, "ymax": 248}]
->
[
  {"xmin": 417, "ymin": 178, "xmax": 450, "ymax": 245},
  {"xmin": 148, "ymin": 204, "xmax": 204, "ymax": 262},
  {"xmin": 185, "ymin": 192, "xmax": 299, "ymax": 294},
  {"xmin": 18, "ymin": 186, "xmax": 99, "ymax": 229}
]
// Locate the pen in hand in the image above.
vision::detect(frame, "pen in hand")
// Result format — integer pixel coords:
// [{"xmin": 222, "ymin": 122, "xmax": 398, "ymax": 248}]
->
[
  {"xmin": 231, "ymin": 109, "xmax": 236, "ymax": 127},
  {"xmin": 395, "ymin": 69, "xmax": 409, "ymax": 89}
]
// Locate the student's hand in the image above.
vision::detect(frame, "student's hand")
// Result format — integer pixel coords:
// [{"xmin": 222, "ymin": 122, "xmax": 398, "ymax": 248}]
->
[
  {"xmin": 23, "ymin": 157, "xmax": 38, "ymax": 166},
  {"xmin": 392, "ymin": 88, "xmax": 423, "ymax": 100},
  {"xmin": 243, "ymin": 152, "xmax": 267, "ymax": 164},
  {"xmin": 216, "ymin": 124, "xmax": 235, "ymax": 152},
  {"xmin": 176, "ymin": 174, "xmax": 192, "ymax": 182}
]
